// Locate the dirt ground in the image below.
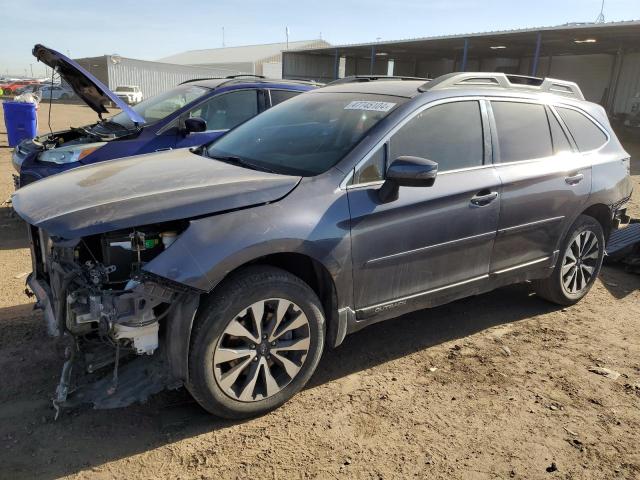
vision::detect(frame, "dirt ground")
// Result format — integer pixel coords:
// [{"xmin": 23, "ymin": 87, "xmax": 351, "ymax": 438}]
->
[{"xmin": 0, "ymin": 103, "xmax": 639, "ymax": 480}]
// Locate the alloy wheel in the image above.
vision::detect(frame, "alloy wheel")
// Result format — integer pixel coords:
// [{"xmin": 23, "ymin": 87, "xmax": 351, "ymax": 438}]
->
[
  {"xmin": 212, "ymin": 298, "xmax": 311, "ymax": 402},
  {"xmin": 561, "ymin": 230, "xmax": 600, "ymax": 295}
]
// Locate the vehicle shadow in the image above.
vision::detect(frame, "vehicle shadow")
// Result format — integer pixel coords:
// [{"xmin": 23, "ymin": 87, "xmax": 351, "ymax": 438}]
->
[
  {"xmin": 598, "ymin": 264, "xmax": 640, "ymax": 299},
  {"xmin": 0, "ymin": 205, "xmax": 29, "ymax": 250},
  {"xmin": 2, "ymin": 283, "xmax": 562, "ymax": 479}
]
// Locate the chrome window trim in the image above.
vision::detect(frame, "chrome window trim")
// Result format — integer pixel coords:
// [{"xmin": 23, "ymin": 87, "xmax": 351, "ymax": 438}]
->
[{"xmin": 341, "ymin": 96, "xmax": 490, "ymax": 190}]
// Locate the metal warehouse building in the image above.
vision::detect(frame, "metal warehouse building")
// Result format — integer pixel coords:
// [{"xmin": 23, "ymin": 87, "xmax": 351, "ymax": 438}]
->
[
  {"xmin": 73, "ymin": 55, "xmax": 243, "ymax": 98},
  {"xmin": 283, "ymin": 21, "xmax": 640, "ymax": 115},
  {"xmin": 157, "ymin": 39, "xmax": 330, "ymax": 79}
]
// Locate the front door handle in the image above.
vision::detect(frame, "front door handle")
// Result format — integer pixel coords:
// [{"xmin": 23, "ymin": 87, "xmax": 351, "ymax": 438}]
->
[
  {"xmin": 565, "ymin": 173, "xmax": 584, "ymax": 185},
  {"xmin": 470, "ymin": 190, "xmax": 499, "ymax": 207}
]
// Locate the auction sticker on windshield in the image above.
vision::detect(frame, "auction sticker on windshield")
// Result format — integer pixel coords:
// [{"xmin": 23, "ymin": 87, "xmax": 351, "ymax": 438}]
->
[{"xmin": 344, "ymin": 100, "xmax": 396, "ymax": 112}]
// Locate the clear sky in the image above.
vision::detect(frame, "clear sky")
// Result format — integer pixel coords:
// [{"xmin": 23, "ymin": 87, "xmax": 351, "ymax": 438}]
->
[{"xmin": 0, "ymin": 0, "xmax": 638, "ymax": 76}]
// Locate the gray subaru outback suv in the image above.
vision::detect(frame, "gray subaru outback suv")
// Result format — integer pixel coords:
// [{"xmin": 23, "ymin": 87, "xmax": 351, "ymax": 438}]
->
[{"xmin": 12, "ymin": 72, "xmax": 633, "ymax": 418}]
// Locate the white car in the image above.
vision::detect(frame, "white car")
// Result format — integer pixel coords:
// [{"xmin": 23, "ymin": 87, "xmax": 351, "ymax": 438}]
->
[
  {"xmin": 38, "ymin": 84, "xmax": 75, "ymax": 100},
  {"xmin": 114, "ymin": 85, "xmax": 143, "ymax": 104}
]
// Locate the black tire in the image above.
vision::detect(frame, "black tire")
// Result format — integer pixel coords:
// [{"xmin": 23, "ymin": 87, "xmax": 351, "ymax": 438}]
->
[
  {"xmin": 187, "ymin": 265, "xmax": 325, "ymax": 419},
  {"xmin": 534, "ymin": 214, "xmax": 605, "ymax": 305},
  {"xmin": 4, "ymin": 88, "xmax": 11, "ymax": 95},
  {"xmin": 60, "ymin": 93, "xmax": 69, "ymax": 100}
]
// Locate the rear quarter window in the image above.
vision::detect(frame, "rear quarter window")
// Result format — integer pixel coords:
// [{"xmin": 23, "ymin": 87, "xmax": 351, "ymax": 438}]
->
[{"xmin": 556, "ymin": 107, "xmax": 608, "ymax": 152}]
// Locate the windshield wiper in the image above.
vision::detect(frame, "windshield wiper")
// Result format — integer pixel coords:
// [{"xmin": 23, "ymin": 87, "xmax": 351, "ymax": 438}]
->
[
  {"xmin": 103, "ymin": 119, "xmax": 137, "ymax": 132},
  {"xmin": 208, "ymin": 154, "xmax": 277, "ymax": 174}
]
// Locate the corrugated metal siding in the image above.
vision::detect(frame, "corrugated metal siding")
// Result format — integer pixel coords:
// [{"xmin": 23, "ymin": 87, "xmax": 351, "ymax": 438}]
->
[
  {"xmin": 283, "ymin": 51, "xmax": 337, "ymax": 82},
  {"xmin": 186, "ymin": 62, "xmax": 255, "ymax": 74},
  {"xmin": 106, "ymin": 57, "xmax": 242, "ymax": 97},
  {"xmin": 614, "ymin": 52, "xmax": 640, "ymax": 114}
]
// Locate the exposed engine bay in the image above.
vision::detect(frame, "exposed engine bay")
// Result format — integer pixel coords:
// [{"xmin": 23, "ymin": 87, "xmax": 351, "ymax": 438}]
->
[
  {"xmin": 37, "ymin": 123, "xmax": 132, "ymax": 150},
  {"xmin": 27, "ymin": 222, "xmax": 195, "ymax": 416}
]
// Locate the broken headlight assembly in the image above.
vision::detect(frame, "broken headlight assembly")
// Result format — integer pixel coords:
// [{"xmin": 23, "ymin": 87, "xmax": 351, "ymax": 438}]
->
[{"xmin": 33, "ymin": 225, "xmax": 186, "ymax": 415}]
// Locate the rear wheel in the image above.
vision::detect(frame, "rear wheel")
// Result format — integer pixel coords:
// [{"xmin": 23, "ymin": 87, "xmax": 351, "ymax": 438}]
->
[
  {"xmin": 187, "ymin": 266, "xmax": 325, "ymax": 419},
  {"xmin": 534, "ymin": 215, "xmax": 604, "ymax": 305}
]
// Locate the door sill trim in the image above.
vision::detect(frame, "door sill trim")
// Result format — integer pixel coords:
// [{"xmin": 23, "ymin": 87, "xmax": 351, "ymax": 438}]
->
[{"xmin": 357, "ymin": 274, "xmax": 488, "ymax": 317}]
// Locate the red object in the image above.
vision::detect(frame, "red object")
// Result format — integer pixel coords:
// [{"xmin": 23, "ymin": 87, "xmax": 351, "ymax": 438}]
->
[{"xmin": 0, "ymin": 80, "xmax": 41, "ymax": 95}]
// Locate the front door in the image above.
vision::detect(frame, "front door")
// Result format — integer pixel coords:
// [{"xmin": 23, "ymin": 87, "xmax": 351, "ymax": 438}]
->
[
  {"xmin": 348, "ymin": 99, "xmax": 501, "ymax": 316},
  {"xmin": 488, "ymin": 100, "xmax": 593, "ymax": 273}
]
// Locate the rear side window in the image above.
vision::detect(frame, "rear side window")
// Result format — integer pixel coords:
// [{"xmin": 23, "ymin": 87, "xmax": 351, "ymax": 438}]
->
[
  {"xmin": 270, "ymin": 89, "xmax": 300, "ymax": 107},
  {"xmin": 556, "ymin": 107, "xmax": 608, "ymax": 152},
  {"xmin": 389, "ymin": 101, "xmax": 484, "ymax": 172},
  {"xmin": 492, "ymin": 101, "xmax": 552, "ymax": 162}
]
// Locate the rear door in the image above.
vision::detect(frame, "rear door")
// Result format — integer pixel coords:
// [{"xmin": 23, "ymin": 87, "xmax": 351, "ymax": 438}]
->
[
  {"xmin": 348, "ymin": 99, "xmax": 501, "ymax": 314},
  {"xmin": 488, "ymin": 99, "xmax": 592, "ymax": 273},
  {"xmin": 175, "ymin": 88, "xmax": 262, "ymax": 148},
  {"xmin": 268, "ymin": 89, "xmax": 302, "ymax": 108}
]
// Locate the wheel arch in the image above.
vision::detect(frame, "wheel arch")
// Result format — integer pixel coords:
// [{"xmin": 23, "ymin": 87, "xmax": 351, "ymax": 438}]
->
[
  {"xmin": 168, "ymin": 251, "xmax": 345, "ymax": 386},
  {"xmin": 580, "ymin": 203, "xmax": 612, "ymax": 241}
]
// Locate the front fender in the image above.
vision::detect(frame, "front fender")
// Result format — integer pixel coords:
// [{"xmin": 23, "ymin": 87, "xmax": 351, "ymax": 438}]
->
[{"xmin": 143, "ymin": 172, "xmax": 354, "ymax": 309}]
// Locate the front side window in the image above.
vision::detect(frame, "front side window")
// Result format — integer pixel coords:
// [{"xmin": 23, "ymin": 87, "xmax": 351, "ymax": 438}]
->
[
  {"xmin": 492, "ymin": 101, "xmax": 553, "ymax": 162},
  {"xmin": 556, "ymin": 107, "xmax": 608, "ymax": 152},
  {"xmin": 207, "ymin": 92, "xmax": 406, "ymax": 176},
  {"xmin": 189, "ymin": 89, "xmax": 258, "ymax": 131},
  {"xmin": 108, "ymin": 84, "xmax": 208, "ymax": 128},
  {"xmin": 388, "ymin": 100, "xmax": 484, "ymax": 172}
]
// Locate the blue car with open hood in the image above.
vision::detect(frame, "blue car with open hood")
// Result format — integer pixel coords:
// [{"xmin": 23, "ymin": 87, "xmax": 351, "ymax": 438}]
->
[{"xmin": 12, "ymin": 44, "xmax": 318, "ymax": 187}]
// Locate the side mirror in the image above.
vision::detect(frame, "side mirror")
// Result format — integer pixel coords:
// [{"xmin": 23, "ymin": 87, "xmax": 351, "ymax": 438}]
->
[
  {"xmin": 379, "ymin": 156, "xmax": 438, "ymax": 203},
  {"xmin": 184, "ymin": 117, "xmax": 207, "ymax": 134}
]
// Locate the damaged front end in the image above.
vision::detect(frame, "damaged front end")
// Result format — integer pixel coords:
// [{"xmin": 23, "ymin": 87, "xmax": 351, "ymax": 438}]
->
[{"xmin": 26, "ymin": 224, "xmax": 198, "ymax": 415}]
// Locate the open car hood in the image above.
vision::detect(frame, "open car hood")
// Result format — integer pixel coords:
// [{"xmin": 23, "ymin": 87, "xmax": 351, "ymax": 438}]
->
[
  {"xmin": 12, "ymin": 148, "xmax": 301, "ymax": 239},
  {"xmin": 33, "ymin": 44, "xmax": 145, "ymax": 125}
]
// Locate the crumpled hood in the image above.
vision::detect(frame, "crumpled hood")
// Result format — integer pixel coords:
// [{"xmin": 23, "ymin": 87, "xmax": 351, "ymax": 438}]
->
[
  {"xmin": 12, "ymin": 148, "xmax": 301, "ymax": 238},
  {"xmin": 33, "ymin": 44, "xmax": 145, "ymax": 125}
]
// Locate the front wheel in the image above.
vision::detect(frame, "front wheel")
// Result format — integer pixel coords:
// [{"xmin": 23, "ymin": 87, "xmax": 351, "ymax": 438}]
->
[
  {"xmin": 188, "ymin": 266, "xmax": 325, "ymax": 419},
  {"xmin": 534, "ymin": 214, "xmax": 605, "ymax": 305}
]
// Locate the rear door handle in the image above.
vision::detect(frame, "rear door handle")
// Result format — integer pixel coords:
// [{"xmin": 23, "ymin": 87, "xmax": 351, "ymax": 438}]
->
[
  {"xmin": 470, "ymin": 190, "xmax": 499, "ymax": 207},
  {"xmin": 565, "ymin": 173, "xmax": 584, "ymax": 185},
  {"xmin": 155, "ymin": 147, "xmax": 173, "ymax": 152}
]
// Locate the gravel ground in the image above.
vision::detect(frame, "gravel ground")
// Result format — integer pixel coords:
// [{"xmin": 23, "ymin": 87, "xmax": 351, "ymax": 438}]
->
[{"xmin": 0, "ymin": 103, "xmax": 639, "ymax": 480}]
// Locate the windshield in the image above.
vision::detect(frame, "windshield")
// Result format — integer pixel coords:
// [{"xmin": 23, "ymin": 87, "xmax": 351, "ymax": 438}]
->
[
  {"xmin": 108, "ymin": 84, "xmax": 208, "ymax": 128},
  {"xmin": 207, "ymin": 92, "xmax": 406, "ymax": 176}
]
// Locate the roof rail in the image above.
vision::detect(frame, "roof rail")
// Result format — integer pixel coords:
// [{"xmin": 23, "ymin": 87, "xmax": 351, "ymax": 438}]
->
[
  {"xmin": 179, "ymin": 77, "xmax": 224, "ymax": 85},
  {"xmin": 224, "ymin": 74, "xmax": 266, "ymax": 79},
  {"xmin": 328, "ymin": 75, "xmax": 431, "ymax": 86},
  {"xmin": 418, "ymin": 72, "xmax": 585, "ymax": 100}
]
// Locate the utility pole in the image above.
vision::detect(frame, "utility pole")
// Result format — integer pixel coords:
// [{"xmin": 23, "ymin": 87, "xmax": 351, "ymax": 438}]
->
[
  {"xmin": 29, "ymin": 64, "xmax": 33, "ymax": 77},
  {"xmin": 286, "ymin": 26, "xmax": 289, "ymax": 50},
  {"xmin": 596, "ymin": 0, "xmax": 605, "ymax": 23},
  {"xmin": 222, "ymin": 26, "xmax": 225, "ymax": 47}
]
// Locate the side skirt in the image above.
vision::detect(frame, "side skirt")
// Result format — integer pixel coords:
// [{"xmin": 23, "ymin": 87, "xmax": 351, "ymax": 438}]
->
[{"xmin": 345, "ymin": 253, "xmax": 558, "ymax": 335}]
